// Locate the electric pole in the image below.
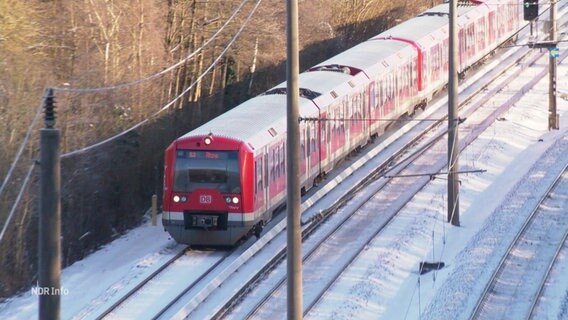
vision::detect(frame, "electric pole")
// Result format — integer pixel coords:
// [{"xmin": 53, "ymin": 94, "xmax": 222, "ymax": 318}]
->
[
  {"xmin": 549, "ymin": 0, "xmax": 559, "ymax": 130},
  {"xmin": 448, "ymin": 0, "xmax": 460, "ymax": 226},
  {"xmin": 39, "ymin": 88, "xmax": 61, "ymax": 320},
  {"xmin": 286, "ymin": 0, "xmax": 303, "ymax": 319}
]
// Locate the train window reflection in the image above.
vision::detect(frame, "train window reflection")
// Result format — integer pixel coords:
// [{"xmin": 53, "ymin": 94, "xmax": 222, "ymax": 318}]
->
[{"xmin": 174, "ymin": 150, "xmax": 241, "ymax": 193}]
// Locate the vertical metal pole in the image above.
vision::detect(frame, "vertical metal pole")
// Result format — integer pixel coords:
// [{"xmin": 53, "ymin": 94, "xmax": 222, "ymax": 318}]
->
[
  {"xmin": 286, "ymin": 0, "xmax": 302, "ymax": 319},
  {"xmin": 39, "ymin": 88, "xmax": 61, "ymax": 320},
  {"xmin": 549, "ymin": 0, "xmax": 559, "ymax": 130},
  {"xmin": 448, "ymin": 0, "xmax": 460, "ymax": 226}
]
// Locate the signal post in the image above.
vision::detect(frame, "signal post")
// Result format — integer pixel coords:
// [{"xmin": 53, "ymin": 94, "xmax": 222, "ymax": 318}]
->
[
  {"xmin": 548, "ymin": 0, "xmax": 559, "ymax": 130},
  {"xmin": 524, "ymin": 0, "xmax": 559, "ymax": 129}
]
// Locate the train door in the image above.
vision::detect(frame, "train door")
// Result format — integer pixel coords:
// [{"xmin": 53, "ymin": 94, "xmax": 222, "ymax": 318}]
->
[
  {"xmin": 363, "ymin": 86, "xmax": 370, "ymax": 138},
  {"xmin": 477, "ymin": 17, "xmax": 487, "ymax": 53},
  {"xmin": 394, "ymin": 66, "xmax": 401, "ymax": 116},
  {"xmin": 349, "ymin": 93, "xmax": 359, "ymax": 140},
  {"xmin": 367, "ymin": 82, "xmax": 375, "ymax": 135},
  {"xmin": 432, "ymin": 44, "xmax": 442, "ymax": 82},
  {"xmin": 468, "ymin": 23, "xmax": 476, "ymax": 63},
  {"xmin": 459, "ymin": 28, "xmax": 466, "ymax": 71},
  {"xmin": 488, "ymin": 11, "xmax": 495, "ymax": 44},
  {"xmin": 443, "ymin": 37, "xmax": 449, "ymax": 73},
  {"xmin": 300, "ymin": 126, "xmax": 307, "ymax": 178},
  {"xmin": 342, "ymin": 95, "xmax": 350, "ymax": 150},
  {"xmin": 306, "ymin": 125, "xmax": 312, "ymax": 179},
  {"xmin": 319, "ymin": 111, "xmax": 328, "ymax": 168},
  {"xmin": 309, "ymin": 123, "xmax": 318, "ymax": 175},
  {"xmin": 268, "ymin": 146, "xmax": 277, "ymax": 204},
  {"xmin": 264, "ymin": 153, "xmax": 269, "ymax": 211},
  {"xmin": 254, "ymin": 155, "xmax": 265, "ymax": 212}
]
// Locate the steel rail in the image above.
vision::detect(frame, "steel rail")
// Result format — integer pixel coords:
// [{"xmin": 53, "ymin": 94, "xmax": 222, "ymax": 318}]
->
[
  {"xmin": 527, "ymin": 166, "xmax": 568, "ymax": 319},
  {"xmin": 216, "ymin": 20, "xmax": 550, "ymax": 320}
]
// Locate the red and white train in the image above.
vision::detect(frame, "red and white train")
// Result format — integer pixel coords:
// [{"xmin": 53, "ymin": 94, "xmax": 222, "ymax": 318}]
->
[{"xmin": 162, "ymin": 0, "xmax": 521, "ymax": 246}]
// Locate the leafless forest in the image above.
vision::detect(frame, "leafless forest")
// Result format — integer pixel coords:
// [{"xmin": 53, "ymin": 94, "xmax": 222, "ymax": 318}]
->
[{"xmin": 0, "ymin": 0, "xmax": 439, "ymax": 298}]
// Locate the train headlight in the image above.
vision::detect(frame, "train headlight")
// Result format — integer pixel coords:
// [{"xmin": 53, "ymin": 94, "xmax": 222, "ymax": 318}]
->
[
  {"xmin": 225, "ymin": 196, "xmax": 232, "ymax": 204},
  {"xmin": 204, "ymin": 132, "xmax": 214, "ymax": 145},
  {"xmin": 173, "ymin": 195, "xmax": 188, "ymax": 203},
  {"xmin": 232, "ymin": 197, "xmax": 239, "ymax": 204}
]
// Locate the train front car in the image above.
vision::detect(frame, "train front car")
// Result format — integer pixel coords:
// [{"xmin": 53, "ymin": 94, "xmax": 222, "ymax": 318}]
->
[{"xmin": 162, "ymin": 134, "xmax": 254, "ymax": 246}]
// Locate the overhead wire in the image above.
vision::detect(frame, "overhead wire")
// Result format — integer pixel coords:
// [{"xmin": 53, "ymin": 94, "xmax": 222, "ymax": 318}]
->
[
  {"xmin": 62, "ymin": 0, "xmax": 263, "ymax": 158},
  {"xmin": 0, "ymin": 93, "xmax": 45, "ymax": 199},
  {"xmin": 51, "ymin": 0, "xmax": 251, "ymax": 94},
  {"xmin": 0, "ymin": 0, "xmax": 263, "ymax": 244},
  {"xmin": 0, "ymin": 163, "xmax": 35, "ymax": 243},
  {"xmin": 1, "ymin": 0, "xmax": 252, "ymax": 196}
]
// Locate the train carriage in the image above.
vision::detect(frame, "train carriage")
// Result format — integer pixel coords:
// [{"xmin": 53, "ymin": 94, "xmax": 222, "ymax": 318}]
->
[
  {"xmin": 310, "ymin": 39, "xmax": 418, "ymax": 136},
  {"xmin": 162, "ymin": 0, "xmax": 522, "ymax": 246},
  {"xmin": 162, "ymin": 94, "xmax": 319, "ymax": 245},
  {"xmin": 372, "ymin": 5, "xmax": 451, "ymax": 101}
]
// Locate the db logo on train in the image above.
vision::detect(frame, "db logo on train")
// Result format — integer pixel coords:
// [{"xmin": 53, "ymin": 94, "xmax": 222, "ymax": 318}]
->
[{"xmin": 199, "ymin": 195, "xmax": 212, "ymax": 204}]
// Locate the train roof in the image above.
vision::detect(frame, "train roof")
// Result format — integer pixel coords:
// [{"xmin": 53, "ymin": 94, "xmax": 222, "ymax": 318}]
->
[
  {"xmin": 371, "ymin": 1, "xmax": 492, "ymax": 48},
  {"xmin": 180, "ymin": 93, "xmax": 319, "ymax": 151},
  {"xmin": 271, "ymin": 70, "xmax": 357, "ymax": 104},
  {"xmin": 375, "ymin": 11, "xmax": 448, "ymax": 41},
  {"xmin": 419, "ymin": 1, "xmax": 487, "ymax": 17},
  {"xmin": 283, "ymin": 70, "xmax": 354, "ymax": 94},
  {"xmin": 424, "ymin": 1, "xmax": 497, "ymax": 23},
  {"xmin": 181, "ymin": 52, "xmax": 370, "ymax": 151},
  {"xmin": 310, "ymin": 40, "xmax": 410, "ymax": 74}
]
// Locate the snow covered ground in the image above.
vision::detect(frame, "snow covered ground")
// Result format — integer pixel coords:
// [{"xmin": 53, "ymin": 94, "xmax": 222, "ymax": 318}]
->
[
  {"xmin": 1, "ymin": 37, "xmax": 568, "ymax": 320},
  {"xmin": 306, "ymin": 56, "xmax": 568, "ymax": 319}
]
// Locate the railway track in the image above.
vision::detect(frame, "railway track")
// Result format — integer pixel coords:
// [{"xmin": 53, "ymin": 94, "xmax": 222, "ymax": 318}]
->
[
  {"xmin": 74, "ymin": 4, "xmax": 568, "ymax": 319},
  {"xmin": 229, "ymin": 25, "xmax": 568, "ymax": 319},
  {"xmin": 528, "ymin": 173, "xmax": 568, "ymax": 319},
  {"xmin": 155, "ymin": 10, "xmax": 567, "ymax": 319},
  {"xmin": 93, "ymin": 246, "xmax": 188, "ymax": 319},
  {"xmin": 89, "ymin": 247, "xmax": 235, "ymax": 320},
  {"xmin": 469, "ymin": 164, "xmax": 568, "ymax": 320}
]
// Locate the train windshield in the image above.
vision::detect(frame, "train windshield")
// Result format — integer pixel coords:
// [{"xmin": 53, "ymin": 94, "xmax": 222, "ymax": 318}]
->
[{"xmin": 173, "ymin": 150, "xmax": 241, "ymax": 193}]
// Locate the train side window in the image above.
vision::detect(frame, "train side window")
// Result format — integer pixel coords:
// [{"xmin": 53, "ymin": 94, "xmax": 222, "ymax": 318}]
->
[
  {"xmin": 270, "ymin": 149, "xmax": 275, "ymax": 182},
  {"xmin": 312, "ymin": 137, "xmax": 316, "ymax": 153},
  {"xmin": 391, "ymin": 72, "xmax": 395, "ymax": 99},
  {"xmin": 412, "ymin": 60, "xmax": 417, "ymax": 88},
  {"xmin": 387, "ymin": 74, "xmax": 391, "ymax": 100},
  {"xmin": 424, "ymin": 52, "xmax": 429, "ymax": 83},
  {"xmin": 275, "ymin": 148, "xmax": 279, "ymax": 178},
  {"xmin": 264, "ymin": 155, "xmax": 268, "ymax": 190},
  {"xmin": 307, "ymin": 128, "xmax": 311, "ymax": 155},
  {"xmin": 254, "ymin": 160, "xmax": 258, "ymax": 193},
  {"xmin": 363, "ymin": 87, "xmax": 368, "ymax": 111},
  {"xmin": 258, "ymin": 159, "xmax": 262, "ymax": 191},
  {"xmin": 404, "ymin": 64, "xmax": 409, "ymax": 91},
  {"xmin": 280, "ymin": 144, "xmax": 286, "ymax": 175},
  {"xmin": 397, "ymin": 67, "xmax": 401, "ymax": 94},
  {"xmin": 380, "ymin": 78, "xmax": 385, "ymax": 104},
  {"xmin": 255, "ymin": 158, "xmax": 263, "ymax": 192}
]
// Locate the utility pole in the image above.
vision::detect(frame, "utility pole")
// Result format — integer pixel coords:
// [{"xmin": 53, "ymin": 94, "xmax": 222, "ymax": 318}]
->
[
  {"xmin": 549, "ymin": 0, "xmax": 559, "ymax": 130},
  {"xmin": 448, "ymin": 0, "xmax": 460, "ymax": 226},
  {"xmin": 39, "ymin": 88, "xmax": 61, "ymax": 319},
  {"xmin": 286, "ymin": 0, "xmax": 302, "ymax": 319}
]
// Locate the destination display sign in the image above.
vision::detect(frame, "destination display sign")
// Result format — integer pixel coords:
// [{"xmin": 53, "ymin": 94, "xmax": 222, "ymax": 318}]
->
[{"xmin": 177, "ymin": 150, "xmax": 228, "ymax": 160}]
